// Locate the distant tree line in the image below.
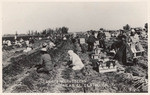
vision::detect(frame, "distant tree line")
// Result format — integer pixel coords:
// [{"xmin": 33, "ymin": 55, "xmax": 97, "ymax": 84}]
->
[{"xmin": 27, "ymin": 26, "xmax": 69, "ymax": 37}]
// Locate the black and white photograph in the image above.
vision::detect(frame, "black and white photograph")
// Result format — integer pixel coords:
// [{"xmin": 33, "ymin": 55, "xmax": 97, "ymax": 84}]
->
[{"xmin": 2, "ymin": 0, "xmax": 149, "ymax": 93}]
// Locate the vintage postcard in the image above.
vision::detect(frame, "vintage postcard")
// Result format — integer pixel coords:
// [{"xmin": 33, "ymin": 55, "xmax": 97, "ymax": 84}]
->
[{"xmin": 1, "ymin": 0, "xmax": 149, "ymax": 94}]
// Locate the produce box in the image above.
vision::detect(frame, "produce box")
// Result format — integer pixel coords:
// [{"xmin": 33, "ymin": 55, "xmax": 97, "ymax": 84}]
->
[{"xmin": 98, "ymin": 60, "xmax": 117, "ymax": 73}]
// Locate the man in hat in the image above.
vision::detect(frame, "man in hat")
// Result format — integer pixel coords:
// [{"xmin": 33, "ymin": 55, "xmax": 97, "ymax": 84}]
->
[
  {"xmin": 36, "ymin": 48, "xmax": 53, "ymax": 74},
  {"xmin": 114, "ymin": 35, "xmax": 127, "ymax": 65},
  {"xmin": 97, "ymin": 30, "xmax": 106, "ymax": 49},
  {"xmin": 87, "ymin": 32, "xmax": 96, "ymax": 51}
]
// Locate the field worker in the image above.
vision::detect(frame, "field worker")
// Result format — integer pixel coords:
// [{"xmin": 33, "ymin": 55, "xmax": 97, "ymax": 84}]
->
[
  {"xmin": 18, "ymin": 42, "xmax": 22, "ymax": 47},
  {"xmin": 42, "ymin": 42, "xmax": 48, "ymax": 48},
  {"xmin": 68, "ymin": 50, "xmax": 84, "ymax": 70},
  {"xmin": 36, "ymin": 48, "xmax": 53, "ymax": 74},
  {"xmin": 134, "ymin": 33, "xmax": 139, "ymax": 42},
  {"xmin": 20, "ymin": 38, "xmax": 24, "ymax": 43},
  {"xmin": 23, "ymin": 46, "xmax": 32, "ymax": 52},
  {"xmin": 15, "ymin": 40, "xmax": 18, "ymax": 45},
  {"xmin": 25, "ymin": 40, "xmax": 29, "ymax": 46},
  {"xmin": 63, "ymin": 36, "xmax": 67, "ymax": 40},
  {"xmin": 48, "ymin": 41, "xmax": 55, "ymax": 49},
  {"xmin": 97, "ymin": 30, "xmax": 106, "ymax": 49},
  {"xmin": 130, "ymin": 33, "xmax": 139, "ymax": 44},
  {"xmin": 7, "ymin": 40, "xmax": 12, "ymax": 46},
  {"xmin": 130, "ymin": 29, "xmax": 135, "ymax": 36},
  {"xmin": 39, "ymin": 37, "xmax": 42, "ymax": 40},
  {"xmin": 3, "ymin": 40, "xmax": 7, "ymax": 45},
  {"xmin": 114, "ymin": 36, "xmax": 127, "ymax": 65},
  {"xmin": 87, "ymin": 32, "xmax": 96, "ymax": 51}
]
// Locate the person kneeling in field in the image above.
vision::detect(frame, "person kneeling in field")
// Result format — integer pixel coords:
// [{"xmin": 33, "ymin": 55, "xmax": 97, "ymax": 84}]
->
[
  {"xmin": 36, "ymin": 48, "xmax": 53, "ymax": 74},
  {"xmin": 23, "ymin": 46, "xmax": 32, "ymax": 52},
  {"xmin": 47, "ymin": 41, "xmax": 56, "ymax": 50},
  {"xmin": 68, "ymin": 50, "xmax": 84, "ymax": 70}
]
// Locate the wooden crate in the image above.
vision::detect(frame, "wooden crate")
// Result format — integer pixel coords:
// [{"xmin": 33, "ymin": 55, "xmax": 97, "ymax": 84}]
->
[{"xmin": 99, "ymin": 63, "xmax": 117, "ymax": 73}]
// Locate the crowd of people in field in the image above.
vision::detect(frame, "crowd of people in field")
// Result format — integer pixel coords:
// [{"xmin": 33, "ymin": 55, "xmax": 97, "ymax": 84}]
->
[
  {"xmin": 2, "ymin": 27, "xmax": 147, "ymax": 74},
  {"xmin": 2, "ymin": 37, "xmax": 35, "ymax": 51},
  {"xmin": 33, "ymin": 27, "xmax": 147, "ymax": 74}
]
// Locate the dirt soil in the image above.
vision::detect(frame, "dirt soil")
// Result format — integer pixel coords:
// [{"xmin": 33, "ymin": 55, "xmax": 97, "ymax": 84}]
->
[{"xmin": 3, "ymin": 39, "xmax": 148, "ymax": 93}]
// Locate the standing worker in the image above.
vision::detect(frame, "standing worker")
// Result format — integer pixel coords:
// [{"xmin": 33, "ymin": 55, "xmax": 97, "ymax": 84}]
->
[
  {"xmin": 36, "ymin": 48, "xmax": 53, "ymax": 74},
  {"xmin": 114, "ymin": 36, "xmax": 127, "ymax": 65},
  {"xmin": 97, "ymin": 30, "xmax": 106, "ymax": 49},
  {"xmin": 87, "ymin": 32, "xmax": 96, "ymax": 51}
]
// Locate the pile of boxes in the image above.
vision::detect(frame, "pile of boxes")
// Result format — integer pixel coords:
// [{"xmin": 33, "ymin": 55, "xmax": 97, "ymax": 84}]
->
[
  {"xmin": 128, "ymin": 36, "xmax": 145, "ymax": 58},
  {"xmin": 91, "ymin": 44, "xmax": 117, "ymax": 73}
]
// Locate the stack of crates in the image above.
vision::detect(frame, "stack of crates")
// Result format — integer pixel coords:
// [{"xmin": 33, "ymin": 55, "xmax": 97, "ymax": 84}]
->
[{"xmin": 98, "ymin": 59, "xmax": 117, "ymax": 73}]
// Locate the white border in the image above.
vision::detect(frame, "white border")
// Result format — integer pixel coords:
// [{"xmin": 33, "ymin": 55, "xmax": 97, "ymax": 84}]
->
[{"xmin": 0, "ymin": 0, "xmax": 149, "ymax": 95}]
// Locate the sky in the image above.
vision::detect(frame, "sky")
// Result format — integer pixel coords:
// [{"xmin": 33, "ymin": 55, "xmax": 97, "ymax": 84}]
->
[{"xmin": 2, "ymin": 2, "xmax": 148, "ymax": 34}]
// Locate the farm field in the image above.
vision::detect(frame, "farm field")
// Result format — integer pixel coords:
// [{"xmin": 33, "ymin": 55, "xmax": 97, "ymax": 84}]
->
[{"xmin": 3, "ymin": 37, "xmax": 148, "ymax": 93}]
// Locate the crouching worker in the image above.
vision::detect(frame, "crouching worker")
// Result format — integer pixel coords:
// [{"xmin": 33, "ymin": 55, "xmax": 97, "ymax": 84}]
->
[
  {"xmin": 35, "ymin": 48, "xmax": 53, "ymax": 74},
  {"xmin": 68, "ymin": 50, "xmax": 84, "ymax": 70}
]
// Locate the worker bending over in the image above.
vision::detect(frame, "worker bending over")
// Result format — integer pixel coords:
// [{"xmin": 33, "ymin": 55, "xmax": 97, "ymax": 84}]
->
[
  {"xmin": 68, "ymin": 50, "xmax": 84, "ymax": 70},
  {"xmin": 36, "ymin": 48, "xmax": 53, "ymax": 74}
]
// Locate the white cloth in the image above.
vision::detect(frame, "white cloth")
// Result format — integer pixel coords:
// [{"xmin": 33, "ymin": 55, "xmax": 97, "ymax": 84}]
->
[
  {"xmin": 24, "ymin": 47, "xmax": 32, "ymax": 52},
  {"xmin": 7, "ymin": 40, "xmax": 11, "ymax": 46},
  {"xmin": 25, "ymin": 40, "xmax": 29, "ymax": 46},
  {"xmin": 68, "ymin": 50, "xmax": 84, "ymax": 70},
  {"xmin": 63, "ymin": 37, "xmax": 67, "ymax": 40},
  {"xmin": 20, "ymin": 38, "xmax": 24, "ymax": 42},
  {"xmin": 39, "ymin": 37, "xmax": 42, "ymax": 40},
  {"xmin": 48, "ymin": 42, "xmax": 55, "ymax": 48},
  {"xmin": 130, "ymin": 34, "xmax": 139, "ymax": 43},
  {"xmin": 3, "ymin": 40, "xmax": 6, "ymax": 44}
]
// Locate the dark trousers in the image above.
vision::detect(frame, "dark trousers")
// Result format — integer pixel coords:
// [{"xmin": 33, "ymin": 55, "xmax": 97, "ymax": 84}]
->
[
  {"xmin": 99, "ymin": 40, "xmax": 105, "ymax": 49},
  {"xmin": 36, "ymin": 64, "xmax": 52, "ymax": 74},
  {"xmin": 88, "ymin": 42, "xmax": 94, "ymax": 51}
]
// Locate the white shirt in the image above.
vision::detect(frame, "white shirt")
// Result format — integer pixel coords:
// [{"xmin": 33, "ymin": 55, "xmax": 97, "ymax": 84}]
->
[{"xmin": 69, "ymin": 52, "xmax": 84, "ymax": 70}]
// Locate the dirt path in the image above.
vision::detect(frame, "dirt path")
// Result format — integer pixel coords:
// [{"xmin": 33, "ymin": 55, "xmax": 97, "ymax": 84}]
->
[{"xmin": 51, "ymin": 65, "xmax": 67, "ymax": 92}]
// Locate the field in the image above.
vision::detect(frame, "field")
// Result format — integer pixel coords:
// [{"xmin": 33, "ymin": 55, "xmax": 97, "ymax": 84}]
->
[{"xmin": 3, "ymin": 37, "xmax": 148, "ymax": 93}]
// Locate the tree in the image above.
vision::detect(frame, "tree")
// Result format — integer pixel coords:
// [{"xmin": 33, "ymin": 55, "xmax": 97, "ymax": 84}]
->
[
  {"xmin": 15, "ymin": 31, "xmax": 18, "ymax": 36},
  {"xmin": 42, "ymin": 30, "xmax": 47, "ymax": 36},
  {"xmin": 123, "ymin": 24, "xmax": 130, "ymax": 31},
  {"xmin": 100, "ymin": 28, "xmax": 103, "ymax": 30},
  {"xmin": 145, "ymin": 23, "xmax": 148, "ymax": 33},
  {"xmin": 61, "ymin": 27, "xmax": 69, "ymax": 34},
  {"xmin": 28, "ymin": 30, "xmax": 31, "ymax": 36},
  {"xmin": 145, "ymin": 23, "xmax": 148, "ymax": 29}
]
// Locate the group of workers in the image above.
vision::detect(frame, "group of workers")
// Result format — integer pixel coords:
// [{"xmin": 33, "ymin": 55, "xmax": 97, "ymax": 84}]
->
[
  {"xmin": 35, "ymin": 40, "xmax": 84, "ymax": 74},
  {"xmin": 87, "ymin": 30, "xmax": 106, "ymax": 52},
  {"xmin": 36, "ymin": 28, "xmax": 145, "ymax": 74},
  {"xmin": 3, "ymin": 37, "xmax": 35, "ymax": 48}
]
